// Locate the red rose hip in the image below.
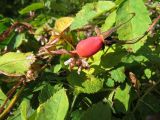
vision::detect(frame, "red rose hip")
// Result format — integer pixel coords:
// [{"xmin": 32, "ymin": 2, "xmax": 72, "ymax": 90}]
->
[{"xmin": 75, "ymin": 36, "xmax": 103, "ymax": 58}]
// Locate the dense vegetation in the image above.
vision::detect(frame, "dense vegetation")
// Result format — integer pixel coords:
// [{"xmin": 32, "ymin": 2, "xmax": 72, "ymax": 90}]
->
[{"xmin": 0, "ymin": 0, "xmax": 160, "ymax": 120}]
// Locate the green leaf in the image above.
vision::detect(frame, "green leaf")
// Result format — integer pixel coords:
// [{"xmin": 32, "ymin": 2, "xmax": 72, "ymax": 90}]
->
[
  {"xmin": 20, "ymin": 100, "xmax": 28, "ymax": 120},
  {"xmin": 0, "ymin": 89, "xmax": 7, "ymax": 106},
  {"xmin": 121, "ymin": 54, "xmax": 148, "ymax": 64},
  {"xmin": 67, "ymin": 71, "xmax": 103, "ymax": 94},
  {"xmin": 0, "ymin": 32, "xmax": 15, "ymax": 50},
  {"xmin": 20, "ymin": 99, "xmax": 34, "ymax": 120},
  {"xmin": 0, "ymin": 23, "xmax": 7, "ymax": 34},
  {"xmin": 81, "ymin": 102, "xmax": 111, "ymax": 120},
  {"xmin": 105, "ymin": 78, "xmax": 115, "ymax": 87},
  {"xmin": 101, "ymin": 10, "xmax": 117, "ymax": 32},
  {"xmin": 70, "ymin": 1, "xmax": 115, "ymax": 30},
  {"xmin": 101, "ymin": 50, "xmax": 126, "ymax": 69},
  {"xmin": 28, "ymin": 111, "xmax": 37, "ymax": 120},
  {"xmin": 116, "ymin": 0, "xmax": 151, "ymax": 52},
  {"xmin": 144, "ymin": 68, "xmax": 152, "ymax": 79},
  {"xmin": 110, "ymin": 67, "xmax": 126, "ymax": 83},
  {"xmin": 0, "ymin": 52, "xmax": 36, "ymax": 76},
  {"xmin": 52, "ymin": 64, "xmax": 62, "ymax": 73},
  {"xmin": 38, "ymin": 84, "xmax": 62, "ymax": 103},
  {"xmin": 7, "ymin": 99, "xmax": 34, "ymax": 120},
  {"xmin": 7, "ymin": 110, "xmax": 21, "ymax": 120},
  {"xmin": 114, "ymin": 83, "xmax": 132, "ymax": 113},
  {"xmin": 71, "ymin": 110, "xmax": 84, "ymax": 120},
  {"xmin": 36, "ymin": 89, "xmax": 69, "ymax": 120},
  {"xmin": 14, "ymin": 33, "xmax": 27, "ymax": 49},
  {"xmin": 19, "ymin": 2, "xmax": 44, "ymax": 15}
]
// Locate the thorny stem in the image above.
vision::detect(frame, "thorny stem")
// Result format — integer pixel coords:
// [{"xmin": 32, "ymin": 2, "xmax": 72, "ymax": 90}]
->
[
  {"xmin": 0, "ymin": 85, "xmax": 25, "ymax": 120},
  {"xmin": 0, "ymin": 78, "xmax": 24, "ymax": 114},
  {"xmin": 147, "ymin": 15, "xmax": 160, "ymax": 32}
]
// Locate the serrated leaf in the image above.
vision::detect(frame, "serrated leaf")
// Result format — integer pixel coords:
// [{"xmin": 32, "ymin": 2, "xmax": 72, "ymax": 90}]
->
[
  {"xmin": 67, "ymin": 71, "xmax": 103, "ymax": 94},
  {"xmin": 70, "ymin": 1, "xmax": 115, "ymax": 30},
  {"xmin": 36, "ymin": 89, "xmax": 69, "ymax": 120},
  {"xmin": 0, "ymin": 52, "xmax": 36, "ymax": 76},
  {"xmin": 114, "ymin": 83, "xmax": 132, "ymax": 113},
  {"xmin": 81, "ymin": 102, "xmax": 111, "ymax": 120},
  {"xmin": 121, "ymin": 54, "xmax": 148, "ymax": 63},
  {"xmin": 19, "ymin": 2, "xmax": 44, "ymax": 15},
  {"xmin": 105, "ymin": 78, "xmax": 115, "ymax": 87},
  {"xmin": 101, "ymin": 10, "xmax": 117, "ymax": 32},
  {"xmin": 54, "ymin": 17, "xmax": 74, "ymax": 32},
  {"xmin": 110, "ymin": 67, "xmax": 126, "ymax": 83},
  {"xmin": 116, "ymin": 0, "xmax": 151, "ymax": 52}
]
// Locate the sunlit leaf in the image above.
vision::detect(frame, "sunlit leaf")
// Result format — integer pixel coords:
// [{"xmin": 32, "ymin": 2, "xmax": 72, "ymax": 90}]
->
[
  {"xmin": 110, "ymin": 67, "xmax": 126, "ymax": 83},
  {"xmin": 116, "ymin": 0, "xmax": 151, "ymax": 52},
  {"xmin": 67, "ymin": 71, "xmax": 103, "ymax": 94},
  {"xmin": 36, "ymin": 89, "xmax": 69, "ymax": 120},
  {"xmin": 70, "ymin": 1, "xmax": 115, "ymax": 30},
  {"xmin": 101, "ymin": 10, "xmax": 117, "ymax": 32},
  {"xmin": 0, "ymin": 52, "xmax": 36, "ymax": 76},
  {"xmin": 114, "ymin": 83, "xmax": 133, "ymax": 113}
]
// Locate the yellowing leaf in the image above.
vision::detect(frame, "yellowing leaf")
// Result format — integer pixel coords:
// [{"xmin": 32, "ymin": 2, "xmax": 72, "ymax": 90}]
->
[{"xmin": 54, "ymin": 17, "xmax": 74, "ymax": 32}]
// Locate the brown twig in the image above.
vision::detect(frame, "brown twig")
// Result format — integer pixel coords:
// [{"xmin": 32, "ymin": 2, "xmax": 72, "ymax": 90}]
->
[
  {"xmin": 0, "ymin": 78, "xmax": 24, "ymax": 114},
  {"xmin": 0, "ymin": 22, "xmax": 34, "ymax": 42}
]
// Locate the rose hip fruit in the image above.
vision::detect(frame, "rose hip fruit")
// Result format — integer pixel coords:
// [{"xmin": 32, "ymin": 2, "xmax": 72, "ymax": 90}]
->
[{"xmin": 75, "ymin": 36, "xmax": 103, "ymax": 58}]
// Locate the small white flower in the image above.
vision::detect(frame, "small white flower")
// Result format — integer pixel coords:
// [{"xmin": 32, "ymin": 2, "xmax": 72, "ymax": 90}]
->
[{"xmin": 64, "ymin": 58, "xmax": 74, "ymax": 65}]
